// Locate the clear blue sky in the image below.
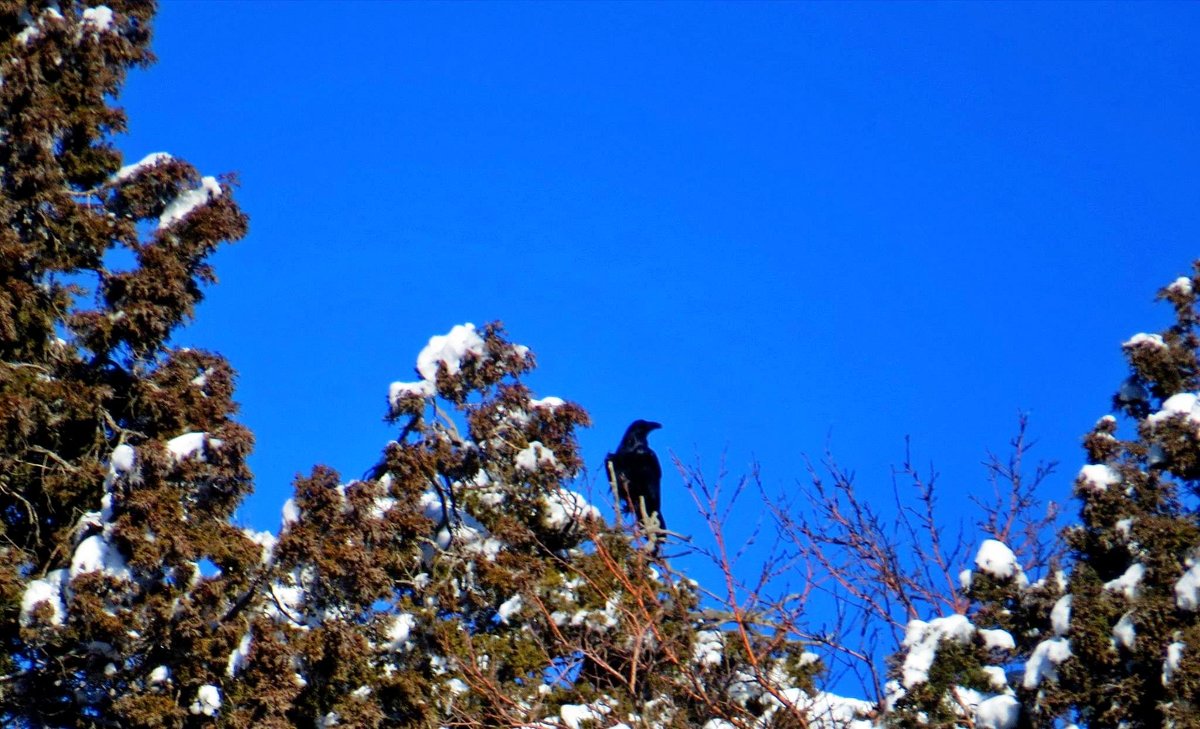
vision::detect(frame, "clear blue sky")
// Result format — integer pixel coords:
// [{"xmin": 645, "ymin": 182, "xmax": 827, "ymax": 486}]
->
[{"xmin": 121, "ymin": 2, "xmax": 1198, "ymax": 595}]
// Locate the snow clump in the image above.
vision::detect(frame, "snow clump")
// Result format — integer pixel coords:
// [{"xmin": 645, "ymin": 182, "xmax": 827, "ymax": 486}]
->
[
  {"xmin": 1175, "ymin": 560, "xmax": 1200, "ymax": 610},
  {"xmin": 189, "ymin": 684, "xmax": 221, "ymax": 716},
  {"xmin": 1113, "ymin": 612, "xmax": 1136, "ymax": 650},
  {"xmin": 388, "ymin": 323, "xmax": 491, "ymax": 407},
  {"xmin": 979, "ymin": 628, "xmax": 1015, "ymax": 652},
  {"xmin": 159, "ymin": 177, "xmax": 222, "ymax": 229},
  {"xmin": 71, "ymin": 534, "xmax": 131, "ymax": 581},
  {"xmin": 497, "ymin": 594, "xmax": 523, "ymax": 624},
  {"xmin": 385, "ymin": 613, "xmax": 416, "ymax": 651},
  {"xmin": 166, "ymin": 432, "xmax": 223, "ymax": 462},
  {"xmin": 1104, "ymin": 563, "xmax": 1146, "ymax": 599},
  {"xmin": 1164, "ymin": 642, "xmax": 1185, "ymax": 685},
  {"xmin": 558, "ymin": 702, "xmax": 610, "ymax": 729},
  {"xmin": 81, "ymin": 6, "xmax": 114, "ymax": 31},
  {"xmin": 541, "ymin": 488, "xmax": 599, "ymax": 530},
  {"xmin": 417, "ymin": 323, "xmax": 485, "ymax": 381},
  {"xmin": 1148, "ymin": 393, "xmax": 1200, "ymax": 427},
  {"xmin": 693, "ymin": 630, "xmax": 725, "ymax": 667},
  {"xmin": 974, "ymin": 540, "xmax": 1026, "ymax": 585},
  {"xmin": 1168, "ymin": 277, "xmax": 1194, "ymax": 296},
  {"xmin": 226, "ymin": 632, "xmax": 252, "ymax": 677},
  {"xmin": 516, "ymin": 441, "xmax": 558, "ymax": 471},
  {"xmin": 900, "ymin": 614, "xmax": 975, "ymax": 688},
  {"xmin": 1050, "ymin": 594, "xmax": 1072, "ymax": 635},
  {"xmin": 975, "ymin": 694, "xmax": 1020, "ymax": 729},
  {"xmin": 1122, "ymin": 333, "xmax": 1166, "ymax": 349},
  {"xmin": 114, "ymin": 152, "xmax": 172, "ymax": 181},
  {"xmin": 388, "ymin": 379, "xmax": 435, "ymax": 406},
  {"xmin": 1077, "ymin": 464, "xmax": 1120, "ymax": 492},
  {"xmin": 1023, "ymin": 637, "xmax": 1072, "ymax": 689},
  {"xmin": 20, "ymin": 569, "xmax": 67, "ymax": 626}
]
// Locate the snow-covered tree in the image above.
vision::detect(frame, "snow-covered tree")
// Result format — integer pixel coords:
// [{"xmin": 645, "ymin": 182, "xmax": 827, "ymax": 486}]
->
[
  {"xmin": 223, "ymin": 321, "xmax": 858, "ymax": 728},
  {"xmin": 0, "ymin": 7, "xmax": 864, "ymax": 724},
  {"xmin": 16, "ymin": 3, "xmax": 1200, "ymax": 729},
  {"xmin": 1, "ymin": 2, "xmax": 255, "ymax": 725},
  {"xmin": 894, "ymin": 265, "xmax": 1200, "ymax": 728}
]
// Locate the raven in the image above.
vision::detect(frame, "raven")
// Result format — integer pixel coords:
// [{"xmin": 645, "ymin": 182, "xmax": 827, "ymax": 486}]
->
[{"xmin": 605, "ymin": 420, "xmax": 664, "ymax": 539}]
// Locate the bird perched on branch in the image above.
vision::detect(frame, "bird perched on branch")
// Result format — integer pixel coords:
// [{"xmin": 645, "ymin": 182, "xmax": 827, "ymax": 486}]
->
[{"xmin": 605, "ymin": 420, "xmax": 664, "ymax": 547}]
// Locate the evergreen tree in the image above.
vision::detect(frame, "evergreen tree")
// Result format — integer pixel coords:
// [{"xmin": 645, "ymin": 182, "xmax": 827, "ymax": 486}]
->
[
  {"xmin": 0, "ymin": 6, "xmax": 857, "ymax": 724},
  {"xmin": 224, "ymin": 322, "xmax": 838, "ymax": 728},
  {"xmin": 1, "ymin": 2, "xmax": 254, "ymax": 725},
  {"xmin": 24, "ymin": 3, "xmax": 1200, "ymax": 728},
  {"xmin": 894, "ymin": 265, "xmax": 1200, "ymax": 729}
]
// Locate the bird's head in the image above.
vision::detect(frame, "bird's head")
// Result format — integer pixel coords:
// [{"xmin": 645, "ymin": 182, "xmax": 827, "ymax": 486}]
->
[
  {"xmin": 619, "ymin": 419, "xmax": 662, "ymax": 450},
  {"xmin": 630, "ymin": 419, "xmax": 662, "ymax": 434}
]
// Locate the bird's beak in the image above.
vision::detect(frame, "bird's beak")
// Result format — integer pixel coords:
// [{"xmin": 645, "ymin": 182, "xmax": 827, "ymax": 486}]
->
[{"xmin": 647, "ymin": 421, "xmax": 662, "ymax": 431}]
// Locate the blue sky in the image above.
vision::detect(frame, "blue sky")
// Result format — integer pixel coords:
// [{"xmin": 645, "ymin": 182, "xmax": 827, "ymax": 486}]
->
[{"xmin": 120, "ymin": 2, "xmax": 1198, "ymax": 601}]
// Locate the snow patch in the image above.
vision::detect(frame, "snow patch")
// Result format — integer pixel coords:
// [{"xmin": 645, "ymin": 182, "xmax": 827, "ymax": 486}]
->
[
  {"xmin": 901, "ymin": 614, "xmax": 975, "ymax": 688},
  {"xmin": 1148, "ymin": 393, "xmax": 1200, "ymax": 426},
  {"xmin": 71, "ymin": 534, "xmax": 131, "ymax": 581},
  {"xmin": 693, "ymin": 630, "xmax": 725, "ymax": 667},
  {"xmin": 81, "ymin": 6, "xmax": 114, "ymax": 31},
  {"xmin": 388, "ymin": 379, "xmax": 435, "ymax": 406},
  {"xmin": 148, "ymin": 665, "xmax": 170, "ymax": 685},
  {"xmin": 243, "ymin": 529, "xmax": 277, "ymax": 565},
  {"xmin": 1123, "ymin": 333, "xmax": 1166, "ymax": 349},
  {"xmin": 976, "ymin": 694, "xmax": 1020, "ymax": 729},
  {"xmin": 159, "ymin": 177, "xmax": 222, "ymax": 229},
  {"xmin": 974, "ymin": 540, "xmax": 1027, "ymax": 585},
  {"xmin": 1051, "ymin": 594, "xmax": 1072, "ymax": 635},
  {"xmin": 419, "ymin": 491, "xmax": 501, "ymax": 559},
  {"xmin": 226, "ymin": 632, "xmax": 252, "ymax": 677},
  {"xmin": 1115, "ymin": 518, "xmax": 1133, "ymax": 539},
  {"xmin": 20, "ymin": 569, "xmax": 67, "ymax": 626},
  {"xmin": 1023, "ymin": 637, "xmax": 1072, "ymax": 688},
  {"xmin": 775, "ymin": 689, "xmax": 877, "ymax": 729},
  {"xmin": 16, "ymin": 7, "xmax": 63, "ymax": 44},
  {"xmin": 981, "ymin": 665, "xmax": 1008, "ymax": 690},
  {"xmin": 542, "ymin": 489, "xmax": 598, "ymax": 530},
  {"xmin": 979, "ymin": 628, "xmax": 1015, "ymax": 652},
  {"xmin": 1164, "ymin": 642, "xmax": 1184, "ymax": 685},
  {"xmin": 498, "ymin": 594, "xmax": 523, "ymax": 624},
  {"xmin": 1113, "ymin": 612, "xmax": 1136, "ymax": 649},
  {"xmin": 1078, "ymin": 464, "xmax": 1120, "ymax": 492},
  {"xmin": 189, "ymin": 684, "xmax": 221, "ymax": 716},
  {"xmin": 1169, "ymin": 277, "xmax": 1194, "ymax": 296},
  {"xmin": 516, "ymin": 441, "xmax": 558, "ymax": 471},
  {"xmin": 559, "ymin": 703, "xmax": 609, "ymax": 729},
  {"xmin": 111, "ymin": 444, "xmax": 135, "ymax": 473},
  {"xmin": 1104, "ymin": 563, "xmax": 1145, "ymax": 599},
  {"xmin": 385, "ymin": 613, "xmax": 415, "ymax": 651},
  {"xmin": 167, "ymin": 432, "xmax": 223, "ymax": 462},
  {"xmin": 282, "ymin": 498, "xmax": 301, "ymax": 525},
  {"xmin": 416, "ymin": 323, "xmax": 485, "ymax": 381},
  {"xmin": 115, "ymin": 152, "xmax": 172, "ymax": 181},
  {"xmin": 1175, "ymin": 561, "xmax": 1200, "ymax": 610}
]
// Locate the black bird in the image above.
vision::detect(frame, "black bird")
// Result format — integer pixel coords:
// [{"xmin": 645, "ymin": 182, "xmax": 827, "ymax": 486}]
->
[{"xmin": 605, "ymin": 420, "xmax": 664, "ymax": 537}]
